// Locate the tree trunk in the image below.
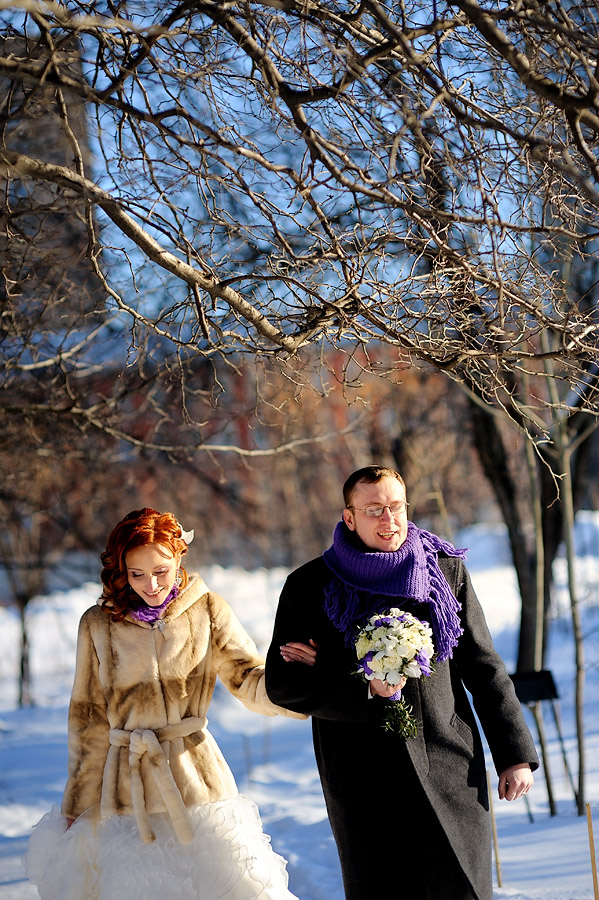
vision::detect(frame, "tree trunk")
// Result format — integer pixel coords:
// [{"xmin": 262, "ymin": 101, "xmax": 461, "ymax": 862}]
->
[
  {"xmin": 466, "ymin": 398, "xmax": 537, "ymax": 670},
  {"xmin": 18, "ymin": 599, "xmax": 31, "ymax": 708}
]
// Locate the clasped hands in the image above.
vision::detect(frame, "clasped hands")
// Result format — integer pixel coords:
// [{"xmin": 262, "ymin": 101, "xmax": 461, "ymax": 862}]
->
[{"xmin": 280, "ymin": 640, "xmax": 318, "ymax": 666}]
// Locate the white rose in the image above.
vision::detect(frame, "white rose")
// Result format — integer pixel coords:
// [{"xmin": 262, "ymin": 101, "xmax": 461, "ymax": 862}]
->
[
  {"xmin": 356, "ymin": 636, "xmax": 372, "ymax": 658},
  {"xmin": 369, "ymin": 656, "xmax": 385, "ymax": 673}
]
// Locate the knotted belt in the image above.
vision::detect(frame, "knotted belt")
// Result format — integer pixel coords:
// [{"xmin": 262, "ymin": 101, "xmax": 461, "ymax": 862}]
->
[{"xmin": 109, "ymin": 716, "xmax": 207, "ymax": 845}]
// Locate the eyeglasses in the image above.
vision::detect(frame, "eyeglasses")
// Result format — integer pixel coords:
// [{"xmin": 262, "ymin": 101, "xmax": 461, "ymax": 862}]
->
[{"xmin": 348, "ymin": 502, "xmax": 409, "ymax": 518}]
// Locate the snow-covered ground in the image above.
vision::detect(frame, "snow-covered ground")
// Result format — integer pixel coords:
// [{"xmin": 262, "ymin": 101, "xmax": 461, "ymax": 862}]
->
[{"xmin": 0, "ymin": 518, "xmax": 598, "ymax": 899}]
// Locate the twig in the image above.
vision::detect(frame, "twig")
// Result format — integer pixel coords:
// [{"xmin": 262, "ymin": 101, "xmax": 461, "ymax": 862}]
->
[
  {"xmin": 587, "ymin": 803, "xmax": 599, "ymax": 900},
  {"xmin": 487, "ymin": 770, "xmax": 502, "ymax": 888}
]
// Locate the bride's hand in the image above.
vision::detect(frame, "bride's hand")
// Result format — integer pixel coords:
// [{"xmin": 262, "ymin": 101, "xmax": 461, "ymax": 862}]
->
[{"xmin": 280, "ymin": 639, "xmax": 318, "ymax": 666}]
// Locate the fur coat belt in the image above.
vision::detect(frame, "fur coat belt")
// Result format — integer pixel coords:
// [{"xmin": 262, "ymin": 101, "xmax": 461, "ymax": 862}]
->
[{"xmin": 109, "ymin": 716, "xmax": 207, "ymax": 844}]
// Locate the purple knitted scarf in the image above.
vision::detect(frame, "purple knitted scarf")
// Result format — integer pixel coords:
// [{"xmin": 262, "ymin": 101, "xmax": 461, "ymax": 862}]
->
[
  {"xmin": 129, "ymin": 584, "xmax": 179, "ymax": 623},
  {"xmin": 322, "ymin": 521, "xmax": 467, "ymax": 662}
]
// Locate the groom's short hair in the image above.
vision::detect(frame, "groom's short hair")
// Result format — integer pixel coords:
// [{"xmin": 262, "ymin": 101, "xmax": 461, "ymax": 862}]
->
[{"xmin": 343, "ymin": 466, "xmax": 406, "ymax": 508}]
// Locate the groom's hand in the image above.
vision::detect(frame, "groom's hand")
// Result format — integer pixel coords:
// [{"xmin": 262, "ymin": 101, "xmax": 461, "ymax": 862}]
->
[{"xmin": 370, "ymin": 676, "xmax": 407, "ymax": 697}]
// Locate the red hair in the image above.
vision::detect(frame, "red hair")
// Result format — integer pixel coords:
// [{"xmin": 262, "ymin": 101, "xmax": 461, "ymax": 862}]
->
[{"xmin": 100, "ymin": 508, "xmax": 189, "ymax": 620}]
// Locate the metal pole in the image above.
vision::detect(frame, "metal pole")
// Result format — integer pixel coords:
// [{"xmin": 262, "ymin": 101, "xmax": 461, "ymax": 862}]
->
[
  {"xmin": 551, "ymin": 698, "xmax": 579, "ymax": 808},
  {"xmin": 523, "ymin": 791, "xmax": 534, "ymax": 824},
  {"xmin": 530, "ymin": 701, "xmax": 557, "ymax": 816}
]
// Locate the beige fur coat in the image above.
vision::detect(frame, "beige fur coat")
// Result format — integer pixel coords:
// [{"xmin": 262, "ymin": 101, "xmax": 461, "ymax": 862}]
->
[{"xmin": 62, "ymin": 574, "xmax": 304, "ymax": 843}]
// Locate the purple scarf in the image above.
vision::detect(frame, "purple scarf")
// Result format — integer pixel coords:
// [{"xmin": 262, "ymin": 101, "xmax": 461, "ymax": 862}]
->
[
  {"xmin": 129, "ymin": 584, "xmax": 178, "ymax": 623},
  {"xmin": 322, "ymin": 521, "xmax": 467, "ymax": 662}
]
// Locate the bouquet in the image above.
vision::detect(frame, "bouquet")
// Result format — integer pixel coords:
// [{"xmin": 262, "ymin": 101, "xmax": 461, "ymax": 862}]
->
[{"xmin": 355, "ymin": 608, "xmax": 435, "ymax": 737}]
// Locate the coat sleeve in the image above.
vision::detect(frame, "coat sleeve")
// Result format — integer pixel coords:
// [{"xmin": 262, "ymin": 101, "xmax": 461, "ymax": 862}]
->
[
  {"xmin": 265, "ymin": 563, "xmax": 372, "ymax": 722},
  {"xmin": 61, "ymin": 610, "xmax": 110, "ymax": 820},
  {"xmin": 209, "ymin": 592, "xmax": 305, "ymax": 719},
  {"xmin": 450, "ymin": 559, "xmax": 539, "ymax": 775}
]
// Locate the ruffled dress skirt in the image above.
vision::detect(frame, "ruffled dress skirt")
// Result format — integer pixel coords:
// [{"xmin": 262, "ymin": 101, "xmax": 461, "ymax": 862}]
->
[{"xmin": 24, "ymin": 795, "xmax": 298, "ymax": 900}]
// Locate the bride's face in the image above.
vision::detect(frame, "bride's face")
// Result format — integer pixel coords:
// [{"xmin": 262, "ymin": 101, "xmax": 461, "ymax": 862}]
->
[{"xmin": 125, "ymin": 543, "xmax": 180, "ymax": 606}]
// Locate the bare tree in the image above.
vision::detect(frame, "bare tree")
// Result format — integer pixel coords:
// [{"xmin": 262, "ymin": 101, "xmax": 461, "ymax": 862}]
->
[
  {"xmin": 1, "ymin": 0, "xmax": 598, "ymax": 804},
  {"xmin": 0, "ymin": 0, "xmax": 597, "ymax": 452},
  {"xmin": 0, "ymin": 416, "xmax": 110, "ymax": 705}
]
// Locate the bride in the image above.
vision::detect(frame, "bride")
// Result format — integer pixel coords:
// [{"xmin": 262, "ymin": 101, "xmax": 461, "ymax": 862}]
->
[{"xmin": 24, "ymin": 507, "xmax": 310, "ymax": 900}]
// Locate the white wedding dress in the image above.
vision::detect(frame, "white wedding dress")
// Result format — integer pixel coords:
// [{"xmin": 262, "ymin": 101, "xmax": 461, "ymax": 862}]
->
[{"xmin": 24, "ymin": 794, "xmax": 298, "ymax": 900}]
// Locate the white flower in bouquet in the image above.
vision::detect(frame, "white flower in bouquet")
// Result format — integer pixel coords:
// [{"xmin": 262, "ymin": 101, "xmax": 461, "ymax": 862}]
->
[{"xmin": 355, "ymin": 609, "xmax": 435, "ymax": 737}]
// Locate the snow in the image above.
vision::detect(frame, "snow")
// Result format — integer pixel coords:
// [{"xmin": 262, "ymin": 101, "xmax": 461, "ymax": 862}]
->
[{"xmin": 0, "ymin": 521, "xmax": 598, "ymax": 899}]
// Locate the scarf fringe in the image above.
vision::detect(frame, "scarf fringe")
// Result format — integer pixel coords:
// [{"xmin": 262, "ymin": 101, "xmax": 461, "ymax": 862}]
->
[
  {"xmin": 421, "ymin": 529, "xmax": 464, "ymax": 661},
  {"xmin": 323, "ymin": 579, "xmax": 363, "ymax": 644}
]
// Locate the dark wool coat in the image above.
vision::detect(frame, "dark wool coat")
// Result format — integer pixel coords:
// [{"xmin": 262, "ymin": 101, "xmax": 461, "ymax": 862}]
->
[{"xmin": 265, "ymin": 554, "xmax": 539, "ymax": 900}]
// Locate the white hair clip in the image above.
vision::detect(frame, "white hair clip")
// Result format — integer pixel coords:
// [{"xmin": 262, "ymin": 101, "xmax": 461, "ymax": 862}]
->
[{"xmin": 176, "ymin": 521, "xmax": 195, "ymax": 545}]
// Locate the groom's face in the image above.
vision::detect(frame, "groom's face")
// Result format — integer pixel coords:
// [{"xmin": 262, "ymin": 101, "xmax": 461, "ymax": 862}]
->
[{"xmin": 342, "ymin": 476, "xmax": 409, "ymax": 553}]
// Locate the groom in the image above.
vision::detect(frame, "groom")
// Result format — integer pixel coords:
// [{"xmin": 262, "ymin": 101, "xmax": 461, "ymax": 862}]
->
[{"xmin": 265, "ymin": 465, "xmax": 538, "ymax": 900}]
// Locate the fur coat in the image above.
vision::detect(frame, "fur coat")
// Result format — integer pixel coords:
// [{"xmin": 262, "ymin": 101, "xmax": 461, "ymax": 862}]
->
[
  {"xmin": 62, "ymin": 574, "xmax": 304, "ymax": 844},
  {"xmin": 265, "ymin": 555, "xmax": 539, "ymax": 900}
]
